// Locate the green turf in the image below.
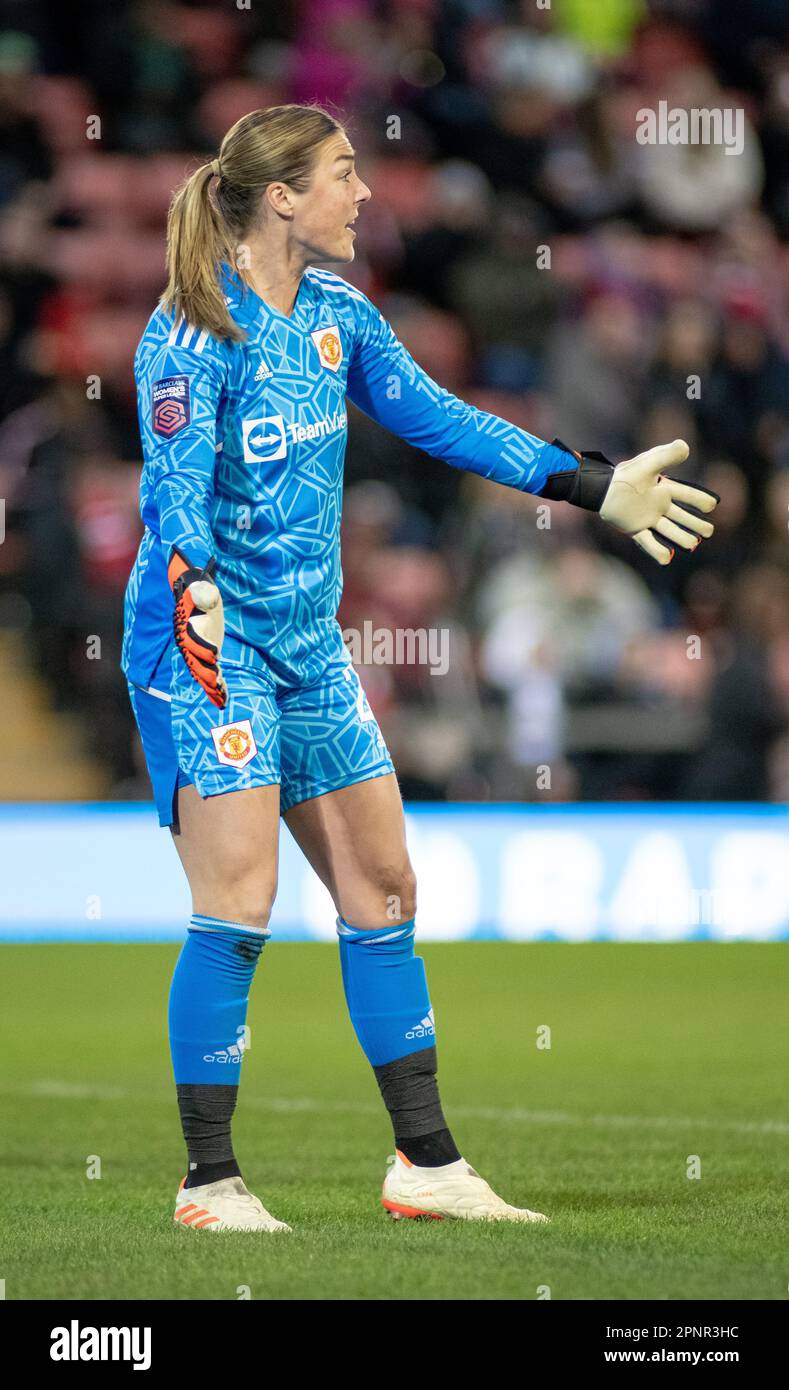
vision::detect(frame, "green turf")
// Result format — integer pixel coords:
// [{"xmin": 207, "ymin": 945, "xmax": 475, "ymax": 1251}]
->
[{"xmin": 1, "ymin": 942, "xmax": 786, "ymax": 1300}]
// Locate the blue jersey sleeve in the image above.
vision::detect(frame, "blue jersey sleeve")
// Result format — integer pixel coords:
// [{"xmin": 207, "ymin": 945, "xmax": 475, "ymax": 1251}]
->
[
  {"xmin": 135, "ymin": 322, "xmax": 227, "ymax": 571},
  {"xmin": 345, "ymin": 294, "xmax": 576, "ymax": 494}
]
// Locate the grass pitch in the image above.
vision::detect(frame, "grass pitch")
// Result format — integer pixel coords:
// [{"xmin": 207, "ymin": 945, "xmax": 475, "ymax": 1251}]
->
[{"xmin": 1, "ymin": 942, "xmax": 786, "ymax": 1300}]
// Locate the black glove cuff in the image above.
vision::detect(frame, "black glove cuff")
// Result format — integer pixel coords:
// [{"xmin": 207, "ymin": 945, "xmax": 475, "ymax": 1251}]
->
[
  {"xmin": 169, "ymin": 545, "xmax": 217, "ymax": 601},
  {"xmin": 539, "ymin": 438, "xmax": 616, "ymax": 512}
]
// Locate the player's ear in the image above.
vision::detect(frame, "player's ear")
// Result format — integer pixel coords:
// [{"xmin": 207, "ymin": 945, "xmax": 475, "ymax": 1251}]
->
[{"xmin": 265, "ymin": 182, "xmax": 295, "ymax": 220}]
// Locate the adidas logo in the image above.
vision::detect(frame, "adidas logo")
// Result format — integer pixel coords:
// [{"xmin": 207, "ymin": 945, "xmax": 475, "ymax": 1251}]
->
[
  {"xmin": 254, "ymin": 359, "xmax": 273, "ymax": 382},
  {"xmin": 203, "ymin": 1032, "xmax": 248, "ymax": 1064},
  {"xmin": 405, "ymin": 1008, "xmax": 435, "ymax": 1042}
]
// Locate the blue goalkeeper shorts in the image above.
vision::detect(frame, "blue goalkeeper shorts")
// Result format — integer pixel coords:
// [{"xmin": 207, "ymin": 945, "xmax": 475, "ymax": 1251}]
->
[{"xmin": 127, "ymin": 636, "xmax": 395, "ymax": 828}]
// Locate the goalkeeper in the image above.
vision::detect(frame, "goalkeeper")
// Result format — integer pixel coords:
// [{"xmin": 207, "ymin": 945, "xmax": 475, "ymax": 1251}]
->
[{"xmin": 122, "ymin": 103, "xmax": 718, "ymax": 1232}]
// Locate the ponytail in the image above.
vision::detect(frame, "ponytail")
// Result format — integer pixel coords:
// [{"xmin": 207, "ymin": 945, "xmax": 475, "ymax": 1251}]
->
[
  {"xmin": 160, "ymin": 104, "xmax": 344, "ymax": 346},
  {"xmin": 161, "ymin": 161, "xmax": 244, "ymax": 344}
]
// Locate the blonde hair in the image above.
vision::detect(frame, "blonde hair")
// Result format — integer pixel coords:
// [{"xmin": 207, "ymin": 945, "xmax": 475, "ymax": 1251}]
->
[{"xmin": 161, "ymin": 104, "xmax": 344, "ymax": 344}]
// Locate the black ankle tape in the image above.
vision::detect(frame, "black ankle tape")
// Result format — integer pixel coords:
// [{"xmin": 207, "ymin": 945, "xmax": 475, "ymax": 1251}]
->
[
  {"xmin": 374, "ymin": 1046, "xmax": 452, "ymax": 1140},
  {"xmin": 176, "ymin": 1083, "xmax": 239, "ymax": 1167},
  {"xmin": 397, "ymin": 1128, "xmax": 461, "ymax": 1167},
  {"xmin": 184, "ymin": 1157, "xmax": 241, "ymax": 1189}
]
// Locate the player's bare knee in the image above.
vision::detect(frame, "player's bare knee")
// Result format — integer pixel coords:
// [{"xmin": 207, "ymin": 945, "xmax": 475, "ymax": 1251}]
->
[
  {"xmin": 198, "ymin": 874, "xmax": 277, "ymax": 933},
  {"xmin": 232, "ymin": 889, "xmax": 276, "ymax": 933},
  {"xmin": 380, "ymin": 863, "xmax": 417, "ymax": 922}
]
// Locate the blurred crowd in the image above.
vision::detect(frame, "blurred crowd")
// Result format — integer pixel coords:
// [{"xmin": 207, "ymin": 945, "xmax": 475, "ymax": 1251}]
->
[{"xmin": 1, "ymin": 0, "xmax": 789, "ymax": 802}]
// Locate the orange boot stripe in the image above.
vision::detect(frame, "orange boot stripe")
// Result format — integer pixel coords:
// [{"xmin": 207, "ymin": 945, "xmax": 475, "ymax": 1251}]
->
[
  {"xmin": 192, "ymin": 1214, "xmax": 220, "ymax": 1228},
  {"xmin": 382, "ymin": 1197, "xmax": 443, "ymax": 1220},
  {"xmin": 181, "ymin": 1207, "xmax": 209, "ymax": 1225}
]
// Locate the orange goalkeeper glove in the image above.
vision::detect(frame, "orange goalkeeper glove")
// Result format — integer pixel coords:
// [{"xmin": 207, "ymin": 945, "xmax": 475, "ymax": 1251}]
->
[{"xmin": 167, "ymin": 547, "xmax": 228, "ymax": 710}]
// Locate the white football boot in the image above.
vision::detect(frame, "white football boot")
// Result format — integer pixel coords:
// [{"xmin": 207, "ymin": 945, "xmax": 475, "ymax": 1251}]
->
[
  {"xmin": 382, "ymin": 1151, "xmax": 549, "ymax": 1223},
  {"xmin": 173, "ymin": 1175, "xmax": 291, "ymax": 1232}
]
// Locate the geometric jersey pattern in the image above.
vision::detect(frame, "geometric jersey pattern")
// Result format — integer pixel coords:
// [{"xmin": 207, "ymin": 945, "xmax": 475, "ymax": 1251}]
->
[
  {"xmin": 167, "ymin": 637, "xmax": 394, "ymax": 814},
  {"xmin": 122, "ymin": 262, "xmax": 576, "ymax": 691}
]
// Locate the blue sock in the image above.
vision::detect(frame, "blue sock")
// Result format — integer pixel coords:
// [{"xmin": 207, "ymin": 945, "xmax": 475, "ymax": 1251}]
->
[
  {"xmin": 169, "ymin": 914, "xmax": 269, "ymax": 1085},
  {"xmin": 336, "ymin": 915, "xmax": 434, "ymax": 1067}
]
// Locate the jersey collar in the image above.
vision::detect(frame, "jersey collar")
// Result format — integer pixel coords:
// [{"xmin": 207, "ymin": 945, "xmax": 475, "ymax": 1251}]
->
[{"xmin": 219, "ymin": 262, "xmax": 315, "ymax": 332}]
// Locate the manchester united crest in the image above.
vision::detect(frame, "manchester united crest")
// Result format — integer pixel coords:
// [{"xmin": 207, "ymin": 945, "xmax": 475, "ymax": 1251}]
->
[
  {"xmin": 310, "ymin": 324, "xmax": 343, "ymax": 372},
  {"xmin": 210, "ymin": 719, "xmax": 257, "ymax": 769}
]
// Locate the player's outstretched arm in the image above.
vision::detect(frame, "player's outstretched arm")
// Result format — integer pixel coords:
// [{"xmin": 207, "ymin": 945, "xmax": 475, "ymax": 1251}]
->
[
  {"xmin": 345, "ymin": 295, "xmax": 718, "ymax": 554},
  {"xmin": 541, "ymin": 437, "xmax": 719, "ymax": 565},
  {"xmin": 346, "ymin": 294, "xmax": 582, "ymax": 494}
]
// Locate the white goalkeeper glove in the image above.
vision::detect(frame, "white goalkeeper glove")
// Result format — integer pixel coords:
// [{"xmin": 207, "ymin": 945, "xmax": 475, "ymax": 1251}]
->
[{"xmin": 542, "ymin": 438, "xmax": 719, "ymax": 565}]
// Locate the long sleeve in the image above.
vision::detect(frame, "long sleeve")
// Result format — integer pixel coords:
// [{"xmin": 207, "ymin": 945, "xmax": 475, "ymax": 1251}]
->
[
  {"xmin": 135, "ymin": 324, "xmax": 227, "ymax": 570},
  {"xmin": 346, "ymin": 294, "xmax": 577, "ymax": 495}
]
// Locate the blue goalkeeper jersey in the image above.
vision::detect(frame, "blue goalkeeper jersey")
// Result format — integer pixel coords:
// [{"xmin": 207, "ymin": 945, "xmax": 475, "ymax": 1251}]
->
[{"xmin": 122, "ymin": 264, "xmax": 576, "ymax": 688}]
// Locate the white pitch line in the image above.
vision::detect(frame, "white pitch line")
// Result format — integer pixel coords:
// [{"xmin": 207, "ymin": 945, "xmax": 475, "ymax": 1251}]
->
[{"xmin": 2, "ymin": 1080, "xmax": 787, "ymax": 1136}]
